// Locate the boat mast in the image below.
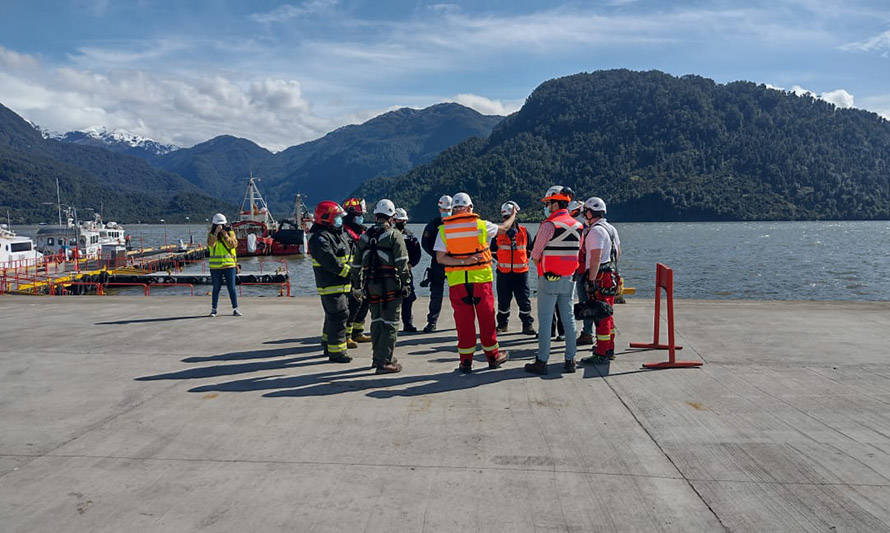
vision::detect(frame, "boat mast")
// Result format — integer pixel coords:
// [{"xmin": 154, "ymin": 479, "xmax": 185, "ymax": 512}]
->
[{"xmin": 56, "ymin": 178, "xmax": 62, "ymax": 227}]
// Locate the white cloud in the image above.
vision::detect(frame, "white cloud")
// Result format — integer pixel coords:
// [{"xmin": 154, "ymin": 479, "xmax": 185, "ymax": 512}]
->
[
  {"xmin": 450, "ymin": 94, "xmax": 520, "ymax": 116},
  {"xmin": 0, "ymin": 45, "xmax": 40, "ymax": 71},
  {"xmin": 250, "ymin": 0, "xmax": 337, "ymax": 23},
  {"xmin": 768, "ymin": 83, "xmax": 855, "ymax": 109},
  {"xmin": 820, "ymin": 89, "xmax": 854, "ymax": 108},
  {"xmin": 840, "ymin": 29, "xmax": 890, "ymax": 57}
]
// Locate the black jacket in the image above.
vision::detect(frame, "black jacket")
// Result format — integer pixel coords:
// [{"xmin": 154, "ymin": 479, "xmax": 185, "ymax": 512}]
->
[
  {"xmin": 421, "ymin": 216, "xmax": 444, "ymax": 267},
  {"xmin": 308, "ymin": 224, "xmax": 352, "ymax": 291}
]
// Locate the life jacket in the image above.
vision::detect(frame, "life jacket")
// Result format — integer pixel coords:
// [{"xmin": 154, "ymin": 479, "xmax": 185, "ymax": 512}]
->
[
  {"xmin": 537, "ymin": 209, "xmax": 582, "ymax": 277},
  {"xmin": 495, "ymin": 225, "xmax": 529, "ymax": 273},
  {"xmin": 208, "ymin": 234, "xmax": 237, "ymax": 269},
  {"xmin": 576, "ymin": 224, "xmax": 591, "ymax": 275},
  {"xmin": 439, "ymin": 212, "xmax": 493, "ymax": 286}
]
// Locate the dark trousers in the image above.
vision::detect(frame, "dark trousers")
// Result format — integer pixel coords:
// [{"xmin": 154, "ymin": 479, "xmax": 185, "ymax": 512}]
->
[
  {"xmin": 371, "ymin": 297, "xmax": 402, "ymax": 366},
  {"xmin": 401, "ymin": 277, "xmax": 417, "ymax": 328},
  {"xmin": 210, "ymin": 267, "xmax": 238, "ymax": 310},
  {"xmin": 495, "ymin": 271, "xmax": 533, "ymax": 328},
  {"xmin": 425, "ymin": 263, "xmax": 446, "ymax": 326},
  {"xmin": 320, "ymin": 292, "xmax": 349, "ymax": 356},
  {"xmin": 347, "ymin": 291, "xmax": 370, "ymax": 338}
]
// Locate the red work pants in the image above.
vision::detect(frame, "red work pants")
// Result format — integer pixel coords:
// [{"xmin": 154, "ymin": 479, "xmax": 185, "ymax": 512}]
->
[
  {"xmin": 594, "ymin": 270, "xmax": 616, "ymax": 356},
  {"xmin": 449, "ymin": 281, "xmax": 500, "ymax": 364}
]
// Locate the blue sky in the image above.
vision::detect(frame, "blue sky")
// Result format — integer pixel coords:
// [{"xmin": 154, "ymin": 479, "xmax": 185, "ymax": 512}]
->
[{"xmin": 1, "ymin": 0, "xmax": 889, "ymax": 150}]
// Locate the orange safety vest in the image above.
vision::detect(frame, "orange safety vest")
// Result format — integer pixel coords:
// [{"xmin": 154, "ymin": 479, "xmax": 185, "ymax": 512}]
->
[
  {"xmin": 439, "ymin": 212, "xmax": 493, "ymax": 286},
  {"xmin": 537, "ymin": 209, "xmax": 582, "ymax": 277},
  {"xmin": 495, "ymin": 225, "xmax": 529, "ymax": 273}
]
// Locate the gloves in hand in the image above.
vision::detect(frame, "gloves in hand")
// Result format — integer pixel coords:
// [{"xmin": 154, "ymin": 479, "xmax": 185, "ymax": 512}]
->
[
  {"xmin": 401, "ymin": 285, "xmax": 412, "ymax": 298},
  {"xmin": 351, "ymin": 287, "xmax": 363, "ymax": 300}
]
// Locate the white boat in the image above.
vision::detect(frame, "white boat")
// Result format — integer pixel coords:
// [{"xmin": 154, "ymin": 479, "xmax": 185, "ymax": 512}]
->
[
  {"xmin": 0, "ymin": 224, "xmax": 43, "ymax": 269},
  {"xmin": 35, "ymin": 211, "xmax": 126, "ymax": 261}
]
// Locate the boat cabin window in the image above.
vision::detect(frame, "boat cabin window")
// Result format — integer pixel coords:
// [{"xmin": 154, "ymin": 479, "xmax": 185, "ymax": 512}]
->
[
  {"xmin": 11, "ymin": 242, "xmax": 32, "ymax": 253},
  {"xmin": 79, "ymin": 238, "xmax": 86, "ymax": 247}
]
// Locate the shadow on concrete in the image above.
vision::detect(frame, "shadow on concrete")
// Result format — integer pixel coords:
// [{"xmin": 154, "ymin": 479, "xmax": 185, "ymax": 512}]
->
[
  {"xmin": 263, "ymin": 336, "xmax": 322, "ymax": 345},
  {"xmin": 135, "ymin": 352, "xmax": 327, "ymax": 381},
  {"xmin": 262, "ymin": 365, "xmax": 562, "ymax": 399},
  {"xmin": 95, "ymin": 315, "xmax": 206, "ymax": 325},
  {"xmin": 182, "ymin": 347, "xmax": 324, "ymax": 363},
  {"xmin": 188, "ymin": 367, "xmax": 371, "ymax": 393}
]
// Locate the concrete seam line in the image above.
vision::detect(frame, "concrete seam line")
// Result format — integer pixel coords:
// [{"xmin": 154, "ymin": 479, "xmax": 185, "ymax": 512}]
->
[
  {"xmin": 0, "ymin": 381, "xmax": 180, "ymax": 482},
  {"xmin": 595, "ymin": 366, "xmax": 730, "ymax": 532},
  {"xmin": 0, "ymin": 452, "xmax": 690, "ymax": 481}
]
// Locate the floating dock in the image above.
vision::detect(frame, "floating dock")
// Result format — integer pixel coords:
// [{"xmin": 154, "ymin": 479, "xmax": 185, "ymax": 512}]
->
[
  {"xmin": 1, "ymin": 296, "xmax": 888, "ymax": 531},
  {"xmin": 0, "ymin": 246, "xmax": 290, "ymax": 296}
]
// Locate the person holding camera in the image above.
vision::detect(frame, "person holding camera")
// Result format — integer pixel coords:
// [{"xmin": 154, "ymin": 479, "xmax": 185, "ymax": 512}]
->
[
  {"xmin": 207, "ymin": 213, "xmax": 242, "ymax": 317},
  {"xmin": 351, "ymin": 199, "xmax": 410, "ymax": 374},
  {"xmin": 525, "ymin": 186, "xmax": 582, "ymax": 375}
]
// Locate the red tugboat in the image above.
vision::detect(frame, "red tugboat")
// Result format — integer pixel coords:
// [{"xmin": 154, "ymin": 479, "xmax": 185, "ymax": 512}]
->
[
  {"xmin": 232, "ymin": 176, "xmax": 276, "ymax": 256},
  {"xmin": 269, "ymin": 193, "xmax": 310, "ymax": 255}
]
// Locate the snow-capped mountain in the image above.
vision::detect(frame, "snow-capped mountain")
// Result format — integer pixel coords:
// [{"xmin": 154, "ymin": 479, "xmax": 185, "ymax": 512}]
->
[{"xmin": 54, "ymin": 127, "xmax": 179, "ymax": 157}]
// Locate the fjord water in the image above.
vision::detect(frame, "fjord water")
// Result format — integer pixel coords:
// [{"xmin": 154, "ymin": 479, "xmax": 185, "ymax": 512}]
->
[{"xmin": 18, "ymin": 221, "xmax": 890, "ymax": 300}]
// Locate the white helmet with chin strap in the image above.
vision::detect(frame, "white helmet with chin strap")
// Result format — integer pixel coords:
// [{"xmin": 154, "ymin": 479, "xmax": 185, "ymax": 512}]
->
[
  {"xmin": 394, "ymin": 208, "xmax": 408, "ymax": 221},
  {"xmin": 374, "ymin": 199, "xmax": 397, "ymax": 217},
  {"xmin": 584, "ymin": 196, "xmax": 606, "ymax": 213},
  {"xmin": 437, "ymin": 195, "xmax": 453, "ymax": 211},
  {"xmin": 500, "ymin": 201, "xmax": 520, "ymax": 216},
  {"xmin": 568, "ymin": 200, "xmax": 584, "ymax": 214},
  {"xmin": 452, "ymin": 192, "xmax": 472, "ymax": 209},
  {"xmin": 212, "ymin": 213, "xmax": 227, "ymax": 225}
]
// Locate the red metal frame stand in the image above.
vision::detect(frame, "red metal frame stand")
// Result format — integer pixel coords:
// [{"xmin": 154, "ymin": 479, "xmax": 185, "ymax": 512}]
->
[{"xmin": 630, "ymin": 263, "xmax": 702, "ymax": 369}]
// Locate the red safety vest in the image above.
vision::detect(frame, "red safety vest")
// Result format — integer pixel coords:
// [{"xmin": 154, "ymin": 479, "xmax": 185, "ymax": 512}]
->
[
  {"xmin": 537, "ymin": 209, "xmax": 582, "ymax": 277},
  {"xmin": 495, "ymin": 225, "xmax": 529, "ymax": 273}
]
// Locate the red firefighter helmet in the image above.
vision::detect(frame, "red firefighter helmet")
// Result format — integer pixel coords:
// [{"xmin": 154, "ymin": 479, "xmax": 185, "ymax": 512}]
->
[
  {"xmin": 342, "ymin": 197, "xmax": 366, "ymax": 216},
  {"xmin": 314, "ymin": 201, "xmax": 345, "ymax": 226}
]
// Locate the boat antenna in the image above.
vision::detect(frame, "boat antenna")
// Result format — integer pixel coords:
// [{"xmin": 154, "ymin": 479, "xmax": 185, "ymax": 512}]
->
[
  {"xmin": 56, "ymin": 178, "xmax": 62, "ymax": 227},
  {"xmin": 6, "ymin": 208, "xmax": 10, "ymax": 230}
]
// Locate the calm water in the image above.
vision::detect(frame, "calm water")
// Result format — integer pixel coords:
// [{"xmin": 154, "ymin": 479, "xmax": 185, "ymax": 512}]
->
[{"xmin": 14, "ymin": 221, "xmax": 890, "ymax": 300}]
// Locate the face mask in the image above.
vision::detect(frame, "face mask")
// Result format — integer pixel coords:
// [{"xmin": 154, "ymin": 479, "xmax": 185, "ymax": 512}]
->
[
  {"xmin": 354, "ymin": 215, "xmax": 364, "ymax": 225},
  {"xmin": 333, "ymin": 216, "xmax": 343, "ymax": 228},
  {"xmin": 440, "ymin": 209, "xmax": 452, "ymax": 217},
  {"xmin": 395, "ymin": 221, "xmax": 406, "ymax": 230}
]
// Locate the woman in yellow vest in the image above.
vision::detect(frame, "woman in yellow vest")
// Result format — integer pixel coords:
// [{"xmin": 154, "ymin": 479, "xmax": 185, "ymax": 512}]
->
[{"xmin": 207, "ymin": 213, "xmax": 242, "ymax": 317}]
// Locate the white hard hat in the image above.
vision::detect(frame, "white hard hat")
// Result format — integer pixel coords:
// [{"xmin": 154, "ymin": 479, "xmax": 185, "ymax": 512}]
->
[
  {"xmin": 374, "ymin": 199, "xmax": 397, "ymax": 217},
  {"xmin": 584, "ymin": 196, "xmax": 606, "ymax": 213},
  {"xmin": 211, "ymin": 213, "xmax": 227, "ymax": 225},
  {"xmin": 568, "ymin": 200, "xmax": 583, "ymax": 213},
  {"xmin": 394, "ymin": 208, "xmax": 408, "ymax": 221},
  {"xmin": 452, "ymin": 192, "xmax": 472, "ymax": 208},
  {"xmin": 500, "ymin": 201, "xmax": 520, "ymax": 216},
  {"xmin": 437, "ymin": 195, "xmax": 453, "ymax": 210}
]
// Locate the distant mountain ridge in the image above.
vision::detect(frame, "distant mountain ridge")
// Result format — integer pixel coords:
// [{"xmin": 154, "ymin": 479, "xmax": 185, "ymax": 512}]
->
[
  {"xmin": 1, "ymin": 104, "xmax": 231, "ymax": 223},
  {"xmin": 52, "ymin": 127, "xmax": 179, "ymax": 158},
  {"xmin": 358, "ymin": 70, "xmax": 890, "ymax": 221},
  {"xmin": 151, "ymin": 103, "xmax": 504, "ymax": 213}
]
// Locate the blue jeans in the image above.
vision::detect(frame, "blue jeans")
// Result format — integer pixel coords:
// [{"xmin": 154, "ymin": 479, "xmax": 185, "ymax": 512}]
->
[
  {"xmin": 211, "ymin": 267, "xmax": 238, "ymax": 310},
  {"xmin": 536, "ymin": 275, "xmax": 577, "ymax": 362},
  {"xmin": 576, "ymin": 276, "xmax": 593, "ymax": 336}
]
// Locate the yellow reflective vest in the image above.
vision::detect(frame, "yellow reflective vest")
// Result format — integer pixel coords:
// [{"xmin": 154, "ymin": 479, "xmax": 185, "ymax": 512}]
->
[{"xmin": 208, "ymin": 233, "xmax": 237, "ymax": 269}]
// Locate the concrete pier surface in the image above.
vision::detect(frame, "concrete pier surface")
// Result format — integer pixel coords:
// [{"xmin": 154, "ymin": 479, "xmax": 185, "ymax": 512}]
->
[{"xmin": 1, "ymin": 296, "xmax": 890, "ymax": 532}]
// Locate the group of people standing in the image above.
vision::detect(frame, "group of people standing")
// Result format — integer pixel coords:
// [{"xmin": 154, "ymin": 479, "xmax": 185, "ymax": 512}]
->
[{"xmin": 305, "ymin": 184, "xmax": 621, "ymax": 375}]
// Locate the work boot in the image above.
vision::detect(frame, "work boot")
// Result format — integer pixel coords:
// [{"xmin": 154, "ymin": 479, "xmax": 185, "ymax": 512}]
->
[
  {"xmin": 563, "ymin": 359, "xmax": 576, "ymax": 373},
  {"xmin": 522, "ymin": 324, "xmax": 537, "ymax": 336},
  {"xmin": 524, "ymin": 358, "xmax": 548, "ymax": 375},
  {"xmin": 496, "ymin": 324, "xmax": 508, "ymax": 333},
  {"xmin": 375, "ymin": 361, "xmax": 402, "ymax": 374},
  {"xmin": 487, "ymin": 351, "xmax": 509, "ymax": 369},
  {"xmin": 458, "ymin": 361, "xmax": 473, "ymax": 374},
  {"xmin": 346, "ymin": 338, "xmax": 358, "ymax": 349},
  {"xmin": 402, "ymin": 324, "xmax": 418, "ymax": 333},
  {"xmin": 353, "ymin": 332, "xmax": 372, "ymax": 343},
  {"xmin": 422, "ymin": 323, "xmax": 436, "ymax": 333},
  {"xmin": 209, "ymin": 309, "xmax": 217, "ymax": 317},
  {"xmin": 576, "ymin": 333, "xmax": 594, "ymax": 345},
  {"xmin": 328, "ymin": 353, "xmax": 353, "ymax": 364},
  {"xmin": 580, "ymin": 354, "xmax": 610, "ymax": 366}
]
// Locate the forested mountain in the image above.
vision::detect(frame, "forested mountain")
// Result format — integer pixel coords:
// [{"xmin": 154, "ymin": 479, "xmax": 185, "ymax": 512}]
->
[
  {"xmin": 151, "ymin": 103, "xmax": 504, "ymax": 213},
  {"xmin": 357, "ymin": 70, "xmax": 890, "ymax": 221},
  {"xmin": 0, "ymin": 104, "xmax": 231, "ymax": 223}
]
